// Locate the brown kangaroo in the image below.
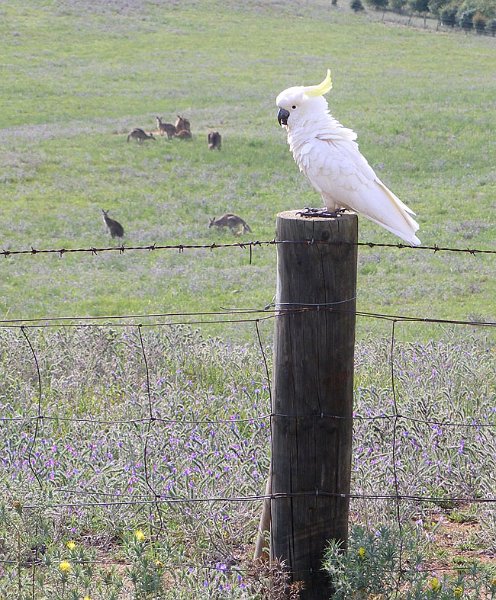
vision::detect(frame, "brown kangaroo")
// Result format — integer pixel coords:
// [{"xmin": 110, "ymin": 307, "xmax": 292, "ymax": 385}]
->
[
  {"xmin": 127, "ymin": 128, "xmax": 155, "ymax": 143},
  {"xmin": 174, "ymin": 129, "xmax": 192, "ymax": 140},
  {"xmin": 102, "ymin": 210, "xmax": 125, "ymax": 238},
  {"xmin": 207, "ymin": 131, "xmax": 222, "ymax": 150},
  {"xmin": 209, "ymin": 213, "xmax": 252, "ymax": 236},
  {"xmin": 155, "ymin": 117, "xmax": 176, "ymax": 139},
  {"xmin": 175, "ymin": 115, "xmax": 191, "ymax": 132}
]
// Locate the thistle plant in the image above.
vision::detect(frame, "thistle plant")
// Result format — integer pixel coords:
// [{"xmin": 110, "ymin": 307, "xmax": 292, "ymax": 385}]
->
[
  {"xmin": 124, "ymin": 529, "xmax": 166, "ymax": 598},
  {"xmin": 323, "ymin": 524, "xmax": 496, "ymax": 599}
]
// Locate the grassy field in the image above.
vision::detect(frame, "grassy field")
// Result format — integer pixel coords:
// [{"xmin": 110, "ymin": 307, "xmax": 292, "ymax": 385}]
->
[
  {"xmin": 0, "ymin": 1, "xmax": 495, "ymax": 597},
  {"xmin": 0, "ymin": 0, "xmax": 495, "ymax": 337}
]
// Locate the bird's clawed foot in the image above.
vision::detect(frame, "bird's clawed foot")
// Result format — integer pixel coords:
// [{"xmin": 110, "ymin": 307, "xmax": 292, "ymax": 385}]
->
[{"xmin": 297, "ymin": 207, "xmax": 347, "ymax": 219}]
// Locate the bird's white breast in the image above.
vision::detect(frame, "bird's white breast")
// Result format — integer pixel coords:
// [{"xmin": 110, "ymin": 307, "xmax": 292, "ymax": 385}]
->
[{"xmin": 287, "ymin": 113, "xmax": 357, "ymax": 176}]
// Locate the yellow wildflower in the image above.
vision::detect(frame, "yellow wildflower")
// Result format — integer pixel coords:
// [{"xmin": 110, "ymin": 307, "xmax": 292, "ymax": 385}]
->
[
  {"xmin": 453, "ymin": 586, "xmax": 463, "ymax": 598},
  {"xmin": 59, "ymin": 560, "xmax": 72, "ymax": 573},
  {"xmin": 155, "ymin": 559, "xmax": 164, "ymax": 568},
  {"xmin": 66, "ymin": 540, "xmax": 76, "ymax": 551},
  {"xmin": 357, "ymin": 546, "xmax": 366, "ymax": 559},
  {"xmin": 83, "ymin": 596, "xmax": 92, "ymax": 600},
  {"xmin": 428, "ymin": 577, "xmax": 441, "ymax": 592},
  {"xmin": 134, "ymin": 529, "xmax": 146, "ymax": 542}
]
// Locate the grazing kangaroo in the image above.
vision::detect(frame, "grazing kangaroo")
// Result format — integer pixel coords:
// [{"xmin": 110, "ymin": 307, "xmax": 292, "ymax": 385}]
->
[
  {"xmin": 155, "ymin": 116, "xmax": 176, "ymax": 139},
  {"xmin": 175, "ymin": 115, "xmax": 191, "ymax": 132},
  {"xmin": 102, "ymin": 210, "xmax": 125, "ymax": 238},
  {"xmin": 209, "ymin": 213, "xmax": 252, "ymax": 236},
  {"xmin": 127, "ymin": 128, "xmax": 155, "ymax": 143},
  {"xmin": 207, "ymin": 131, "xmax": 222, "ymax": 150},
  {"xmin": 174, "ymin": 129, "xmax": 192, "ymax": 140}
]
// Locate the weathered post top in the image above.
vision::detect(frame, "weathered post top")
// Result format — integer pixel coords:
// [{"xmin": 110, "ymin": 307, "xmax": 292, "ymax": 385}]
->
[
  {"xmin": 276, "ymin": 209, "xmax": 357, "ymax": 240},
  {"xmin": 277, "ymin": 209, "xmax": 357, "ymax": 225},
  {"xmin": 275, "ymin": 210, "xmax": 358, "ymax": 312}
]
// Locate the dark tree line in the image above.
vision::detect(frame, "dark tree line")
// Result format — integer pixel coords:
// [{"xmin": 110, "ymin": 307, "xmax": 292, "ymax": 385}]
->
[{"xmin": 350, "ymin": 0, "xmax": 496, "ymax": 34}]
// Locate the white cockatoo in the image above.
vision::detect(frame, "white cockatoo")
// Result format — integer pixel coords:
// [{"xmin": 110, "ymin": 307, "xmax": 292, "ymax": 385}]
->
[{"xmin": 276, "ymin": 70, "xmax": 421, "ymax": 245}]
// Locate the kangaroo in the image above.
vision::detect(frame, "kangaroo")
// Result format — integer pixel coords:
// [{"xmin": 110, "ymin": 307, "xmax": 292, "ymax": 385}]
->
[
  {"xmin": 207, "ymin": 131, "xmax": 222, "ymax": 150},
  {"xmin": 209, "ymin": 213, "xmax": 252, "ymax": 236},
  {"xmin": 102, "ymin": 210, "xmax": 125, "ymax": 238},
  {"xmin": 175, "ymin": 115, "xmax": 191, "ymax": 132},
  {"xmin": 155, "ymin": 116, "xmax": 176, "ymax": 139},
  {"xmin": 174, "ymin": 129, "xmax": 192, "ymax": 140},
  {"xmin": 127, "ymin": 128, "xmax": 155, "ymax": 143}
]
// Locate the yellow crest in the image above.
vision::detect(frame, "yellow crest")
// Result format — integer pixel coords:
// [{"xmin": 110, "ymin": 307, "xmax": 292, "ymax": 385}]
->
[{"xmin": 304, "ymin": 69, "xmax": 332, "ymax": 97}]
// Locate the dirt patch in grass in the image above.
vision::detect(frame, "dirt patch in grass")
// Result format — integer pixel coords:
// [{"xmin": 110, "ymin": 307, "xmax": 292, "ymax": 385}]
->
[{"xmin": 429, "ymin": 513, "xmax": 496, "ymax": 569}]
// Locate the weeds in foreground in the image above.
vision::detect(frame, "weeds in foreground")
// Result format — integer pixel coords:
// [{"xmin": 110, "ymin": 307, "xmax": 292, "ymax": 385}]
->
[
  {"xmin": 323, "ymin": 524, "xmax": 496, "ymax": 599},
  {"xmin": 0, "ymin": 326, "xmax": 494, "ymax": 596},
  {"xmin": 0, "ymin": 499, "xmax": 299, "ymax": 599}
]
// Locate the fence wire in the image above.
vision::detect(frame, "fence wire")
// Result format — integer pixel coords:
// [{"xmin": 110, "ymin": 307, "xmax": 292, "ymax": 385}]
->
[
  {"xmin": 0, "ymin": 306, "xmax": 494, "ymax": 596},
  {"xmin": 1, "ymin": 238, "xmax": 496, "ymax": 260}
]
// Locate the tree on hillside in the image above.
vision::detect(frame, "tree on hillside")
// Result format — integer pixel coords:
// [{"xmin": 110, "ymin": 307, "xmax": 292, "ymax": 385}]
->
[
  {"xmin": 351, "ymin": 0, "xmax": 365, "ymax": 10},
  {"xmin": 458, "ymin": 7, "xmax": 476, "ymax": 28},
  {"xmin": 365, "ymin": 0, "xmax": 389, "ymax": 9},
  {"xmin": 409, "ymin": 0, "xmax": 430, "ymax": 11},
  {"xmin": 428, "ymin": 0, "xmax": 451, "ymax": 16},
  {"xmin": 456, "ymin": 0, "xmax": 496, "ymax": 22},
  {"xmin": 473, "ymin": 10, "xmax": 487, "ymax": 30},
  {"xmin": 464, "ymin": 0, "xmax": 496, "ymax": 18},
  {"xmin": 440, "ymin": 3, "xmax": 459, "ymax": 24},
  {"xmin": 408, "ymin": 0, "xmax": 430, "ymax": 22},
  {"xmin": 390, "ymin": 0, "xmax": 408, "ymax": 12}
]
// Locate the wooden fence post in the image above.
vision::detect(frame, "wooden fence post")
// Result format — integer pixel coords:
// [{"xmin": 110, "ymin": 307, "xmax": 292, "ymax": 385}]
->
[{"xmin": 270, "ymin": 210, "xmax": 358, "ymax": 599}]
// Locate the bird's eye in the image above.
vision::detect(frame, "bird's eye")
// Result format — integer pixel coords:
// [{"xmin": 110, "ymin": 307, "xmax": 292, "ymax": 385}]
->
[{"xmin": 291, "ymin": 105, "xmax": 297, "ymax": 109}]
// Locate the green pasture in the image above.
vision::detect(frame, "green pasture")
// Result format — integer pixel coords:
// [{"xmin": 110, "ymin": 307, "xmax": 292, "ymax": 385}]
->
[
  {"xmin": 0, "ymin": 3, "xmax": 495, "ymax": 595},
  {"xmin": 0, "ymin": 0, "xmax": 495, "ymax": 337}
]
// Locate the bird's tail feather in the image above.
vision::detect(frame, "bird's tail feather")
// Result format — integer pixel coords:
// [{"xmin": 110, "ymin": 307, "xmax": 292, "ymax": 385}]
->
[
  {"xmin": 364, "ymin": 213, "xmax": 421, "ymax": 246},
  {"xmin": 377, "ymin": 180, "xmax": 417, "ymax": 217},
  {"xmin": 368, "ymin": 181, "xmax": 421, "ymax": 245}
]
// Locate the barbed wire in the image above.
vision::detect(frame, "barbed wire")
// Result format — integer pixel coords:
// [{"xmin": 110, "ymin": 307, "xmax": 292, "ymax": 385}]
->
[{"xmin": 1, "ymin": 238, "xmax": 495, "ymax": 259}]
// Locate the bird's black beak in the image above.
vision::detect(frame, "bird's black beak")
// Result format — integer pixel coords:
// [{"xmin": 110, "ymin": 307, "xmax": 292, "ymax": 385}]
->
[{"xmin": 277, "ymin": 108, "xmax": 290, "ymax": 126}]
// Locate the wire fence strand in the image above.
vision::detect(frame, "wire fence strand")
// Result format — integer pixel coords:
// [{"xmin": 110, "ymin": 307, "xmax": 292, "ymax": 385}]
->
[
  {"xmin": 1, "ymin": 237, "xmax": 496, "ymax": 259},
  {"xmin": 0, "ymin": 306, "xmax": 494, "ymax": 328}
]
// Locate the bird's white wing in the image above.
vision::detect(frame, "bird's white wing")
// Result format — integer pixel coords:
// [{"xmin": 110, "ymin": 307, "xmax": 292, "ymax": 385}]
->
[{"xmin": 298, "ymin": 136, "xmax": 420, "ymax": 245}]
